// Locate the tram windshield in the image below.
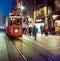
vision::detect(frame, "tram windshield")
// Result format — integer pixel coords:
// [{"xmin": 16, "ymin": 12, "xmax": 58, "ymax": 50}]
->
[
  {"xmin": 9, "ymin": 18, "xmax": 22, "ymax": 26},
  {"xmin": 16, "ymin": 19, "xmax": 21, "ymax": 25}
]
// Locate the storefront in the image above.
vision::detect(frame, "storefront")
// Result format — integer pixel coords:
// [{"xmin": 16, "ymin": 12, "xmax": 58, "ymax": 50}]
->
[
  {"xmin": 35, "ymin": 19, "xmax": 44, "ymax": 32},
  {"xmin": 54, "ymin": 20, "xmax": 60, "ymax": 35}
]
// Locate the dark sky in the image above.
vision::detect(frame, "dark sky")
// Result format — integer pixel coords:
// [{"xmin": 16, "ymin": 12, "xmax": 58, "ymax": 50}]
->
[
  {"xmin": 36, "ymin": 0, "xmax": 44, "ymax": 6},
  {"xmin": 0, "ymin": 0, "xmax": 16, "ymax": 16}
]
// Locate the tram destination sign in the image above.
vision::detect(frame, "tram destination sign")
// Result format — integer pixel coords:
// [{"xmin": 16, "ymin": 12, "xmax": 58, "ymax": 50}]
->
[{"xmin": 9, "ymin": 16, "xmax": 22, "ymax": 18}]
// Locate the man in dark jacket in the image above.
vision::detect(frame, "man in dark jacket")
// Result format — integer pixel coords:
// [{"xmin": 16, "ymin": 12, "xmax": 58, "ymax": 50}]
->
[{"xmin": 51, "ymin": 26, "xmax": 56, "ymax": 35}]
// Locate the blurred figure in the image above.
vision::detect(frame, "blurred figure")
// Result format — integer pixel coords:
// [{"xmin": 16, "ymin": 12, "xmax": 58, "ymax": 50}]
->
[
  {"xmin": 43, "ymin": 25, "xmax": 48, "ymax": 36},
  {"xmin": 33, "ymin": 26, "xmax": 38, "ymax": 40},
  {"xmin": 51, "ymin": 26, "xmax": 56, "ymax": 35},
  {"xmin": 29, "ymin": 27, "xmax": 32, "ymax": 36},
  {"xmin": 40, "ymin": 25, "xmax": 43, "ymax": 35},
  {"xmin": 28, "ymin": 21, "xmax": 33, "ymax": 36},
  {"xmin": 23, "ymin": 27, "xmax": 27, "ymax": 34}
]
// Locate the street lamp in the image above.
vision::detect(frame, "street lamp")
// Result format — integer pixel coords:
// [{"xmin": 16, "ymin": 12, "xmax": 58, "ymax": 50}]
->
[{"xmin": 20, "ymin": 6, "xmax": 25, "ymax": 10}]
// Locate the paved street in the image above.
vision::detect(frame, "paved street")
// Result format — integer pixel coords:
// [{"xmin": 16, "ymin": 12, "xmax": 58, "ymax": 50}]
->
[
  {"xmin": 0, "ymin": 32, "xmax": 26, "ymax": 61},
  {"xmin": 36, "ymin": 33, "xmax": 60, "ymax": 55},
  {"xmin": 0, "ymin": 32, "xmax": 9, "ymax": 61},
  {"xmin": 0, "ymin": 32, "xmax": 60, "ymax": 61},
  {"xmin": 22, "ymin": 33, "xmax": 60, "ymax": 61},
  {"xmin": 23, "ymin": 33, "xmax": 60, "ymax": 55}
]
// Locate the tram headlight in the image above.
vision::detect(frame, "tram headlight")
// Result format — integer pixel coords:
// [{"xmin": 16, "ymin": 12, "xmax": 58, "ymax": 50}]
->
[{"xmin": 15, "ymin": 29, "xmax": 18, "ymax": 33}]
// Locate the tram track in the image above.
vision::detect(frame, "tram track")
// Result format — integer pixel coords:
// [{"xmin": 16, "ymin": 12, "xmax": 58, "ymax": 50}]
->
[
  {"xmin": 5, "ymin": 35, "xmax": 55, "ymax": 61},
  {"xmin": 19, "ymin": 37, "xmax": 55, "ymax": 61},
  {"xmin": 5, "ymin": 36, "xmax": 28, "ymax": 61},
  {"xmin": 12, "ymin": 40, "xmax": 28, "ymax": 61},
  {"xmin": 12, "ymin": 37, "xmax": 55, "ymax": 61}
]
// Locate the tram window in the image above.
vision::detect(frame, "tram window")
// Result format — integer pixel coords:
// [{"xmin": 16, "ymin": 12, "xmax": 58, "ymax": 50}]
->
[
  {"xmin": 16, "ymin": 19, "xmax": 21, "ymax": 25},
  {"xmin": 13, "ymin": 21, "xmax": 16, "ymax": 25},
  {"xmin": 10, "ymin": 21, "xmax": 12, "ymax": 25}
]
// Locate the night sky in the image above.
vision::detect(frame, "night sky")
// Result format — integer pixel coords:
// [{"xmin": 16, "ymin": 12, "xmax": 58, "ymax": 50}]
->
[
  {"xmin": 0, "ymin": 0, "xmax": 16, "ymax": 16},
  {"xmin": 36, "ymin": 0, "xmax": 44, "ymax": 6}
]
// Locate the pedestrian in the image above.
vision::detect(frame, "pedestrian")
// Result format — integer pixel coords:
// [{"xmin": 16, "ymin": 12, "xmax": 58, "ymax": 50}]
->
[
  {"xmin": 40, "ymin": 25, "xmax": 43, "ymax": 35},
  {"xmin": 29, "ymin": 27, "xmax": 32, "ymax": 36},
  {"xmin": 28, "ymin": 21, "xmax": 33, "ymax": 36},
  {"xmin": 43, "ymin": 25, "xmax": 48, "ymax": 36},
  {"xmin": 51, "ymin": 26, "xmax": 56, "ymax": 35},
  {"xmin": 33, "ymin": 26, "xmax": 38, "ymax": 40}
]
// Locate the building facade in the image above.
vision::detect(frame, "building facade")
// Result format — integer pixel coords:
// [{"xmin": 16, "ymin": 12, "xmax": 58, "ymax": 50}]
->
[
  {"xmin": 52, "ymin": 0, "xmax": 60, "ymax": 34},
  {"xmin": 22, "ymin": 0, "xmax": 34, "ymax": 26},
  {"xmin": 34, "ymin": 0, "xmax": 54, "ymax": 31},
  {"xmin": 0, "ymin": 12, "xmax": 6, "ymax": 27}
]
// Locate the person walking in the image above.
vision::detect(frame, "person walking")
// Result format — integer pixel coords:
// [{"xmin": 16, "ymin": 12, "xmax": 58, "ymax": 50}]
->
[
  {"xmin": 40, "ymin": 25, "xmax": 43, "ymax": 35},
  {"xmin": 43, "ymin": 25, "xmax": 48, "ymax": 36},
  {"xmin": 33, "ymin": 26, "xmax": 38, "ymax": 40},
  {"xmin": 29, "ymin": 27, "xmax": 32, "ymax": 36},
  {"xmin": 51, "ymin": 26, "xmax": 56, "ymax": 35},
  {"xmin": 28, "ymin": 21, "xmax": 32, "ymax": 36}
]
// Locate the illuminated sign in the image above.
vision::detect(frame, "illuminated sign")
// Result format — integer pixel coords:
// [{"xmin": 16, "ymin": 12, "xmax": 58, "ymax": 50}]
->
[
  {"xmin": 9, "ymin": 16, "xmax": 22, "ymax": 19},
  {"xmin": 36, "ymin": 19, "xmax": 42, "ymax": 22}
]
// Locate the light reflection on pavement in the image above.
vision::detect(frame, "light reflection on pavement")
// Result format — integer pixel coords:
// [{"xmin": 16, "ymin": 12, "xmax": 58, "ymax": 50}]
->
[
  {"xmin": 23, "ymin": 33, "xmax": 60, "ymax": 55},
  {"xmin": 23, "ymin": 34, "xmax": 60, "ymax": 61},
  {"xmin": 36, "ymin": 34, "xmax": 60, "ymax": 55}
]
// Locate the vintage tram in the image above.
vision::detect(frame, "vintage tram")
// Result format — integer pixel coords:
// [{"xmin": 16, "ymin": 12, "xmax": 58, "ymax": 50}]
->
[
  {"xmin": 6, "ymin": 0, "xmax": 23, "ymax": 37},
  {"xmin": 6, "ymin": 11, "xmax": 23, "ymax": 37}
]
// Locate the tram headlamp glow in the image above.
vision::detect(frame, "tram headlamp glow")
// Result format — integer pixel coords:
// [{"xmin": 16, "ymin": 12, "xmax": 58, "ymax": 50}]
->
[{"xmin": 15, "ymin": 29, "xmax": 18, "ymax": 33}]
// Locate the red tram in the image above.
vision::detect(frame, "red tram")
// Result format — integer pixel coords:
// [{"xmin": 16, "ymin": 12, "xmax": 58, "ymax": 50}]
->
[{"xmin": 6, "ymin": 11, "xmax": 23, "ymax": 37}]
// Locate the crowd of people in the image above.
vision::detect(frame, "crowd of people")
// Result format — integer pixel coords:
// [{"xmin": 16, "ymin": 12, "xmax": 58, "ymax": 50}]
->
[
  {"xmin": 23, "ymin": 21, "xmax": 38, "ymax": 40},
  {"xmin": 23, "ymin": 21, "xmax": 57, "ymax": 40},
  {"xmin": 40, "ymin": 25, "xmax": 56, "ymax": 36}
]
